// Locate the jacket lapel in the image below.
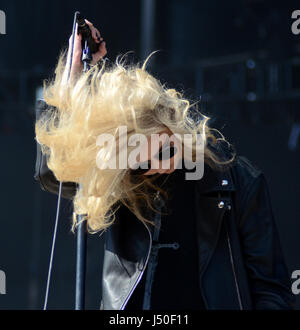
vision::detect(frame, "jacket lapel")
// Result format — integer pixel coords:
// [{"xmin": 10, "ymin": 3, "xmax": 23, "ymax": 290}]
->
[{"xmin": 194, "ymin": 163, "xmax": 236, "ymax": 278}]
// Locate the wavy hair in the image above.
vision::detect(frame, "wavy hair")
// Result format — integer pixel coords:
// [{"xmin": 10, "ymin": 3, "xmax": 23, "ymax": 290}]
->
[{"xmin": 35, "ymin": 51, "xmax": 235, "ymax": 233}]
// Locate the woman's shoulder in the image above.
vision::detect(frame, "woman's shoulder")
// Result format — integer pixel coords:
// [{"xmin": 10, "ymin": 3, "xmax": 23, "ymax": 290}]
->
[{"xmin": 230, "ymin": 155, "xmax": 264, "ymax": 190}]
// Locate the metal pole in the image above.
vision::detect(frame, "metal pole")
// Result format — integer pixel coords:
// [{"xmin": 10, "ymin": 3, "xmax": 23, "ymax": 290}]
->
[
  {"xmin": 75, "ymin": 214, "xmax": 87, "ymax": 310},
  {"xmin": 140, "ymin": 0, "xmax": 156, "ymax": 61},
  {"xmin": 74, "ymin": 14, "xmax": 92, "ymax": 308}
]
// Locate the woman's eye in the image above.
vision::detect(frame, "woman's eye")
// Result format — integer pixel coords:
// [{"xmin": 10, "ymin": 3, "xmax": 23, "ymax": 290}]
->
[{"xmin": 155, "ymin": 146, "xmax": 177, "ymax": 161}]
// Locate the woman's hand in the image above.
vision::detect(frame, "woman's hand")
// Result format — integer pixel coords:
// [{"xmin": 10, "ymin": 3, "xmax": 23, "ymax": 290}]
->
[{"xmin": 62, "ymin": 19, "xmax": 107, "ymax": 85}]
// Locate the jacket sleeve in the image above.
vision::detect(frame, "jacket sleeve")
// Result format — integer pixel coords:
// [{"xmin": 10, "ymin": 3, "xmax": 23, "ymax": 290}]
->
[
  {"xmin": 34, "ymin": 99, "xmax": 77, "ymax": 200},
  {"xmin": 236, "ymin": 160, "xmax": 295, "ymax": 309}
]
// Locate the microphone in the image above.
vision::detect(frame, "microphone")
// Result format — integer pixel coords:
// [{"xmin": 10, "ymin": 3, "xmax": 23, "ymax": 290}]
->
[{"xmin": 76, "ymin": 12, "xmax": 101, "ymax": 54}]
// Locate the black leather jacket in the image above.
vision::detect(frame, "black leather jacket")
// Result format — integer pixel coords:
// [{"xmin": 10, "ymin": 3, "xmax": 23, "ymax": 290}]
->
[{"xmin": 35, "ymin": 100, "xmax": 295, "ymax": 310}]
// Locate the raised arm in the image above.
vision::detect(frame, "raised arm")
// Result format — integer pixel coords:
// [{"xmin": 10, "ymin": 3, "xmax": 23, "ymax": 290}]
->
[{"xmin": 34, "ymin": 19, "xmax": 107, "ymax": 199}]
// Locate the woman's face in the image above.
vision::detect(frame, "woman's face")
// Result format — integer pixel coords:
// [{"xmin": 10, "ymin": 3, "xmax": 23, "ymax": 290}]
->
[{"xmin": 133, "ymin": 128, "xmax": 182, "ymax": 176}]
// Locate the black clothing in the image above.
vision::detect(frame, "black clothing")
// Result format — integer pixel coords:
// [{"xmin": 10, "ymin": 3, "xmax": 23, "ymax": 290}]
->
[
  {"xmin": 34, "ymin": 99, "xmax": 296, "ymax": 310},
  {"xmin": 99, "ymin": 158, "xmax": 295, "ymax": 310},
  {"xmin": 126, "ymin": 169, "xmax": 205, "ymax": 310}
]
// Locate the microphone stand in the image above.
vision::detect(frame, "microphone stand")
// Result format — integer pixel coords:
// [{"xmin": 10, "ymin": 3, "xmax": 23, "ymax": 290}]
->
[
  {"xmin": 75, "ymin": 213, "xmax": 87, "ymax": 310},
  {"xmin": 75, "ymin": 30, "xmax": 92, "ymax": 311},
  {"xmin": 43, "ymin": 11, "xmax": 100, "ymax": 311}
]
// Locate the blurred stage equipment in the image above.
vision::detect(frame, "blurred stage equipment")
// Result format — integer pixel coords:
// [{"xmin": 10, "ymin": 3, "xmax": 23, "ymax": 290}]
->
[
  {"xmin": 140, "ymin": 0, "xmax": 156, "ymax": 61},
  {"xmin": 192, "ymin": 52, "xmax": 300, "ymax": 151}
]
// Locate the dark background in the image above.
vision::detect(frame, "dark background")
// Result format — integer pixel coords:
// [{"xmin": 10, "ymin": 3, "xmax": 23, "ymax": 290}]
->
[{"xmin": 0, "ymin": 0, "xmax": 299, "ymax": 309}]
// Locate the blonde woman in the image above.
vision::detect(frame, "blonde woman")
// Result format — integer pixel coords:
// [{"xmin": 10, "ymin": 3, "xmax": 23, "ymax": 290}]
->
[{"xmin": 35, "ymin": 19, "xmax": 295, "ymax": 310}]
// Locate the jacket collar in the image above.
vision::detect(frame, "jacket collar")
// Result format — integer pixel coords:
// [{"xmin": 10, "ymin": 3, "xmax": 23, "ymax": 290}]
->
[
  {"xmin": 102, "ymin": 160, "xmax": 237, "ymax": 310},
  {"xmin": 194, "ymin": 161, "xmax": 236, "ymax": 294},
  {"xmin": 196, "ymin": 161, "xmax": 236, "ymax": 194}
]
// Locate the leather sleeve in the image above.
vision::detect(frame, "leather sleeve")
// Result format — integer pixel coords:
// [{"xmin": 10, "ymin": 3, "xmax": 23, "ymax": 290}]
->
[
  {"xmin": 34, "ymin": 99, "xmax": 77, "ymax": 200},
  {"xmin": 235, "ymin": 160, "xmax": 295, "ymax": 309}
]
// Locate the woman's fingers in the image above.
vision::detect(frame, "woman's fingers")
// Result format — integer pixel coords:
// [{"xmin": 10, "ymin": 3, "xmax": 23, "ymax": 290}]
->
[
  {"xmin": 84, "ymin": 19, "xmax": 93, "ymax": 27},
  {"xmin": 62, "ymin": 19, "xmax": 106, "ymax": 86},
  {"xmin": 93, "ymin": 27, "xmax": 102, "ymax": 43},
  {"xmin": 65, "ymin": 18, "xmax": 107, "ymax": 78},
  {"xmin": 85, "ymin": 19, "xmax": 101, "ymax": 42},
  {"xmin": 83, "ymin": 19, "xmax": 107, "ymax": 64},
  {"xmin": 92, "ymin": 41, "xmax": 107, "ymax": 64}
]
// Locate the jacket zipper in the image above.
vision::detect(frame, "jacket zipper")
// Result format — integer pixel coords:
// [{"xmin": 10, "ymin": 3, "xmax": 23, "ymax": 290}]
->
[
  {"xmin": 121, "ymin": 195, "xmax": 244, "ymax": 310},
  {"xmin": 120, "ymin": 219, "xmax": 152, "ymax": 310},
  {"xmin": 120, "ymin": 190, "xmax": 168, "ymax": 310},
  {"xmin": 226, "ymin": 226, "xmax": 243, "ymax": 310}
]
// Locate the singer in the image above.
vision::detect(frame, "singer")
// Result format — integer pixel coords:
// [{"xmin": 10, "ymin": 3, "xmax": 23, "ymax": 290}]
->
[{"xmin": 35, "ymin": 19, "xmax": 295, "ymax": 310}]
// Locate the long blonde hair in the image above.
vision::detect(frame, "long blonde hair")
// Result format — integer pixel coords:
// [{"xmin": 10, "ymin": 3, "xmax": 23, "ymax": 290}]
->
[{"xmin": 35, "ymin": 52, "xmax": 234, "ymax": 233}]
